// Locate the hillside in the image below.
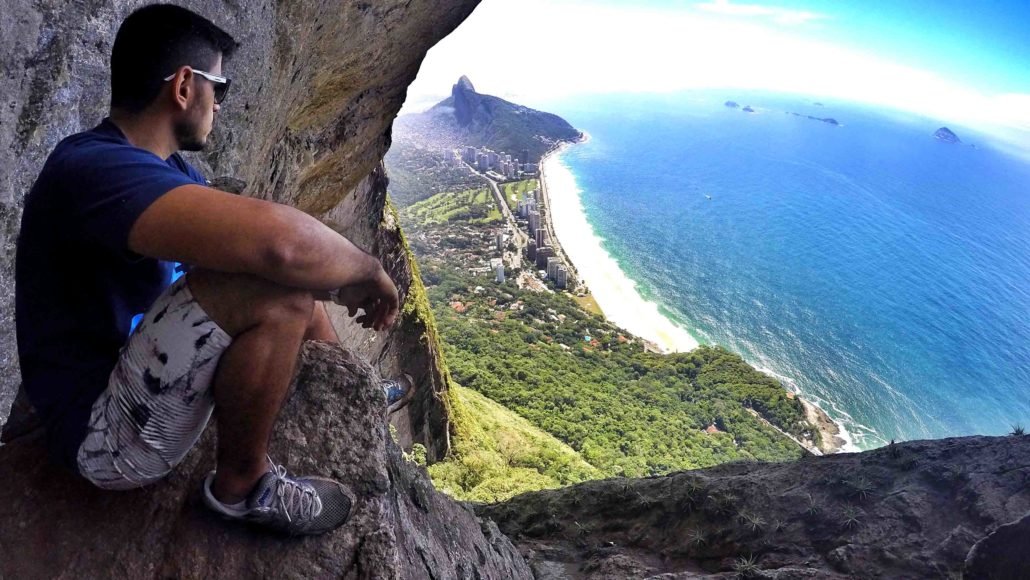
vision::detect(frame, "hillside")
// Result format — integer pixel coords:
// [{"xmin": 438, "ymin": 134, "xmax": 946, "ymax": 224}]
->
[
  {"xmin": 429, "ymin": 383, "xmax": 602, "ymax": 503},
  {"xmin": 386, "ymin": 76, "xmax": 582, "ymax": 206},
  {"xmin": 400, "ymin": 187, "xmax": 817, "ymax": 490}
]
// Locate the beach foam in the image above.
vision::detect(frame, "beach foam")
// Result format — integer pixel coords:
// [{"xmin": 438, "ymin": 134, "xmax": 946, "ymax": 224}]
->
[
  {"xmin": 752, "ymin": 364, "xmax": 862, "ymax": 453},
  {"xmin": 542, "ymin": 147, "xmax": 700, "ymax": 353}
]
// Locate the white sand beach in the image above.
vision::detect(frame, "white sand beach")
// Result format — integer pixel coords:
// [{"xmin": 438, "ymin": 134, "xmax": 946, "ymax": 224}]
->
[{"xmin": 540, "ymin": 141, "xmax": 700, "ymax": 353}]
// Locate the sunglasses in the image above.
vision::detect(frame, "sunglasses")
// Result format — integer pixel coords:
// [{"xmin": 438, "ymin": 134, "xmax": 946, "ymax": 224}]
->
[{"xmin": 163, "ymin": 68, "xmax": 232, "ymax": 104}]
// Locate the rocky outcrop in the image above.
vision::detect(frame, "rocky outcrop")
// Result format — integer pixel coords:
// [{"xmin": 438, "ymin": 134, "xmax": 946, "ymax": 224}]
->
[
  {"xmin": 452, "ymin": 75, "xmax": 480, "ymax": 127},
  {"xmin": 965, "ymin": 510, "xmax": 1030, "ymax": 579},
  {"xmin": 1, "ymin": 0, "xmax": 480, "ymax": 460},
  {"xmin": 934, "ymin": 126, "xmax": 962, "ymax": 143},
  {"xmin": 479, "ymin": 436, "xmax": 1030, "ymax": 578},
  {"xmin": 0, "ymin": 341, "xmax": 531, "ymax": 579}
]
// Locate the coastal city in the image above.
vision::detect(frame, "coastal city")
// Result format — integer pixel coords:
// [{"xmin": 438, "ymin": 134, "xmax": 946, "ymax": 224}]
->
[
  {"xmin": 459, "ymin": 146, "xmax": 539, "ymax": 181},
  {"xmin": 455, "ymin": 144, "xmax": 576, "ymax": 291}
]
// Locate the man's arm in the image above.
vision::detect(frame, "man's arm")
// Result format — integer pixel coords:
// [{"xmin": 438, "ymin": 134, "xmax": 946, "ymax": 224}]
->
[{"xmin": 128, "ymin": 183, "xmax": 383, "ymax": 292}]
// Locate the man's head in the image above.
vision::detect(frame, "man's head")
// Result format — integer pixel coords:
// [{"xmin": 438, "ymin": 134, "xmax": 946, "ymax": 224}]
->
[{"xmin": 111, "ymin": 4, "xmax": 237, "ymax": 151}]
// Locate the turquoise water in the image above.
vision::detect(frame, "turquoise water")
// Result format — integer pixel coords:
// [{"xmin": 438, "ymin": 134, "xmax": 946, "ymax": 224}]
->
[{"xmin": 545, "ymin": 92, "xmax": 1030, "ymax": 449}]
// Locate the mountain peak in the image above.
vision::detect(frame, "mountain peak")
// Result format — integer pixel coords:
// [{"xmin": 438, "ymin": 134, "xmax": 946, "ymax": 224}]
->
[
  {"xmin": 451, "ymin": 76, "xmax": 480, "ymax": 126},
  {"xmin": 455, "ymin": 75, "xmax": 476, "ymax": 94}
]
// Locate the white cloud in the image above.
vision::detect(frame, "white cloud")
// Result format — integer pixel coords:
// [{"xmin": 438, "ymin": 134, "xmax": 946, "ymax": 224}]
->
[
  {"xmin": 694, "ymin": 0, "xmax": 827, "ymax": 26},
  {"xmin": 401, "ymin": 0, "xmax": 1029, "ymax": 157}
]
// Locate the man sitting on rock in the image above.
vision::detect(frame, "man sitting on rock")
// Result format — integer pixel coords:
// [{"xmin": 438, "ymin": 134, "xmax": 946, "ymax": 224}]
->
[{"xmin": 15, "ymin": 4, "xmax": 412, "ymax": 535}]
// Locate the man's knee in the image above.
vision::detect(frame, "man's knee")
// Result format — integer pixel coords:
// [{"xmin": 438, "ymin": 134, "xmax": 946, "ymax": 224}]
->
[{"xmin": 186, "ymin": 268, "xmax": 315, "ymax": 336}]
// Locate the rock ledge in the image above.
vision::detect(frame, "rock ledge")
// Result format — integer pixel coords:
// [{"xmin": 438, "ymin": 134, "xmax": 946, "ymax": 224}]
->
[{"xmin": 0, "ymin": 342, "xmax": 530, "ymax": 580}]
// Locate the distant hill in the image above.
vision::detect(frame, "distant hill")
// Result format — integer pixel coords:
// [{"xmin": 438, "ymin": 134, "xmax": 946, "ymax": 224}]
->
[{"xmin": 393, "ymin": 76, "xmax": 582, "ymax": 164}]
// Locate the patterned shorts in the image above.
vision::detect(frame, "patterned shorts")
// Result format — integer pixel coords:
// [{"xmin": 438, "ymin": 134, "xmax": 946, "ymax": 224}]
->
[{"xmin": 76, "ymin": 275, "xmax": 232, "ymax": 490}]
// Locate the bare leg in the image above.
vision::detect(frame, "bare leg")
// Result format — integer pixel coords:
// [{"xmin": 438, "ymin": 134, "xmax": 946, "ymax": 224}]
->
[
  {"xmin": 305, "ymin": 302, "xmax": 339, "ymax": 343},
  {"xmin": 186, "ymin": 268, "xmax": 332, "ymax": 504}
]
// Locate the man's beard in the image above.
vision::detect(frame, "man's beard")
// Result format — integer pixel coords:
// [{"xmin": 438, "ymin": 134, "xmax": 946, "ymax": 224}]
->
[{"xmin": 173, "ymin": 115, "xmax": 208, "ymax": 152}]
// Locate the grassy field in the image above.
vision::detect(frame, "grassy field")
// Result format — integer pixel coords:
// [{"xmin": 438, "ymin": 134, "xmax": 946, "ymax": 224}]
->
[
  {"xmin": 406, "ymin": 187, "xmax": 503, "ymax": 225},
  {"xmin": 501, "ymin": 179, "xmax": 539, "ymax": 213},
  {"xmin": 571, "ymin": 292, "xmax": 603, "ymax": 316}
]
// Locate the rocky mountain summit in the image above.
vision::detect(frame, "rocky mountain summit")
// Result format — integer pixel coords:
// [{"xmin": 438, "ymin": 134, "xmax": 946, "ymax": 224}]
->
[{"xmin": 393, "ymin": 75, "xmax": 582, "ymax": 164}]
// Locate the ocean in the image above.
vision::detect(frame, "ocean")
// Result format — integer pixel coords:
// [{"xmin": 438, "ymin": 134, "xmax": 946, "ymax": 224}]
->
[{"xmin": 540, "ymin": 91, "xmax": 1030, "ymax": 450}]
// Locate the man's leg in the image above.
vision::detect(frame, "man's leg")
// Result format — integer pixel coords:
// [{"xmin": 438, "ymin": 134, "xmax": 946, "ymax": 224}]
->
[
  {"xmin": 185, "ymin": 268, "xmax": 333, "ymax": 504},
  {"xmin": 306, "ymin": 302, "xmax": 340, "ymax": 343}
]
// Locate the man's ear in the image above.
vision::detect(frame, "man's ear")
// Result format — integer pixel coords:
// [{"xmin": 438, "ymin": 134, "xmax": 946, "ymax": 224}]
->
[{"xmin": 169, "ymin": 66, "xmax": 194, "ymax": 112}]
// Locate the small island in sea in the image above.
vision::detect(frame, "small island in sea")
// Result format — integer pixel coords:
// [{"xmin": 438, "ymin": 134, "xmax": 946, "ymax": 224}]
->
[
  {"xmin": 724, "ymin": 100, "xmax": 740, "ymax": 108},
  {"xmin": 789, "ymin": 111, "xmax": 840, "ymax": 126},
  {"xmin": 934, "ymin": 126, "xmax": 962, "ymax": 143},
  {"xmin": 742, "ymin": 105, "xmax": 755, "ymax": 113}
]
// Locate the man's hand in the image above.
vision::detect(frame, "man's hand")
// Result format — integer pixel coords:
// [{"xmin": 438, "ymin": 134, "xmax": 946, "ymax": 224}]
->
[{"xmin": 332, "ymin": 268, "xmax": 399, "ymax": 331}]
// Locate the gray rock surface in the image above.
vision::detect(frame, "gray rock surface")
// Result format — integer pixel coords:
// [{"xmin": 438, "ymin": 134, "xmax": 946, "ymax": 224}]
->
[
  {"xmin": 480, "ymin": 436, "xmax": 1030, "ymax": 578},
  {"xmin": 0, "ymin": 341, "xmax": 532, "ymax": 579},
  {"xmin": 0, "ymin": 0, "xmax": 479, "ymax": 460},
  {"xmin": 964, "ymin": 510, "xmax": 1030, "ymax": 579}
]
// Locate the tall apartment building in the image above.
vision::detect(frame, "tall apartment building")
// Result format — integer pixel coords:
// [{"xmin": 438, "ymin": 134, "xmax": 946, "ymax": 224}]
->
[
  {"xmin": 519, "ymin": 198, "xmax": 537, "ymax": 219},
  {"xmin": 535, "ymin": 228, "xmax": 548, "ymax": 249},
  {"xmin": 527, "ymin": 239, "xmax": 537, "ymax": 260},
  {"xmin": 528, "ymin": 210, "xmax": 541, "ymax": 234},
  {"xmin": 536, "ymin": 246, "xmax": 554, "ymax": 269},
  {"xmin": 546, "ymin": 257, "xmax": 561, "ymax": 279},
  {"xmin": 495, "ymin": 231, "xmax": 504, "ymax": 251},
  {"xmin": 491, "ymin": 258, "xmax": 505, "ymax": 284},
  {"xmin": 556, "ymin": 266, "xmax": 568, "ymax": 289}
]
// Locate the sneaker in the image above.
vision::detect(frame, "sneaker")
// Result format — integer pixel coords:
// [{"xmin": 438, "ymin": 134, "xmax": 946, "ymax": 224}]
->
[
  {"xmin": 202, "ymin": 459, "xmax": 353, "ymax": 535},
  {"xmin": 382, "ymin": 373, "xmax": 416, "ymax": 414}
]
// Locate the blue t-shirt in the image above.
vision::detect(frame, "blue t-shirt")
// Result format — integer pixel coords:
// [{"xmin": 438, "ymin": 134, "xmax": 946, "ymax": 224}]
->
[{"xmin": 15, "ymin": 118, "xmax": 206, "ymax": 471}]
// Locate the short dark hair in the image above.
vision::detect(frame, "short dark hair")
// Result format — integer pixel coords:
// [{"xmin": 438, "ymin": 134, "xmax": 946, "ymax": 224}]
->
[{"xmin": 111, "ymin": 4, "xmax": 237, "ymax": 112}]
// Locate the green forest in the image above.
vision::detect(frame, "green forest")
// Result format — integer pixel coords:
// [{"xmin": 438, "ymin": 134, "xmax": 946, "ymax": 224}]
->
[{"xmin": 421, "ymin": 261, "xmax": 815, "ymax": 479}]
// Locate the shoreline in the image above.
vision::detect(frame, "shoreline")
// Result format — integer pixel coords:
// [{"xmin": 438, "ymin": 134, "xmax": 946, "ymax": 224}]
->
[
  {"xmin": 539, "ymin": 137, "xmax": 700, "ymax": 353},
  {"xmin": 538, "ymin": 137, "xmax": 850, "ymax": 455}
]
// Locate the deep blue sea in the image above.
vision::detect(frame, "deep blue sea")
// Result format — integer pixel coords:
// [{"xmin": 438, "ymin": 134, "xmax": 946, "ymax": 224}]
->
[{"xmin": 543, "ymin": 91, "xmax": 1030, "ymax": 449}]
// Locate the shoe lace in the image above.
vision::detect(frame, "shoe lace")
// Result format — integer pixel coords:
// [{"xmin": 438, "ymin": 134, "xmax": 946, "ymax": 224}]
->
[{"xmin": 268, "ymin": 461, "xmax": 320, "ymax": 524}]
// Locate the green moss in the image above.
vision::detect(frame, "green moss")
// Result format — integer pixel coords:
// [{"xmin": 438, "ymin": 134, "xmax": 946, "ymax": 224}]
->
[{"xmin": 389, "ymin": 196, "xmax": 446, "ymax": 362}]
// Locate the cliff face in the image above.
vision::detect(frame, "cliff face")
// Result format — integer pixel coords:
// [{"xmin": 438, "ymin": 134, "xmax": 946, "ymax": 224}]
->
[{"xmin": 0, "ymin": 0, "xmax": 476, "ymax": 460}]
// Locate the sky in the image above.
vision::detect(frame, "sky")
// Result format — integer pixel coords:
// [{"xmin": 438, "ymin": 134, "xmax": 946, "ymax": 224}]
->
[{"xmin": 401, "ymin": 0, "xmax": 1030, "ymax": 157}]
